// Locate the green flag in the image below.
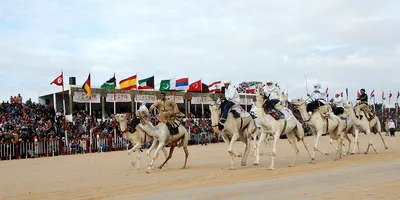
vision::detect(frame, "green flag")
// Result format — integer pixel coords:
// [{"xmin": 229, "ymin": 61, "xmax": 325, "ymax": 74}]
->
[
  {"xmin": 159, "ymin": 79, "xmax": 176, "ymax": 91},
  {"xmin": 101, "ymin": 76, "xmax": 116, "ymax": 89}
]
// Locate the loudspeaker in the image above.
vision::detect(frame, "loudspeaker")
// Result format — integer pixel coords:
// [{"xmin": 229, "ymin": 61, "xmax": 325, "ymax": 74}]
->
[{"xmin": 69, "ymin": 77, "xmax": 76, "ymax": 85}]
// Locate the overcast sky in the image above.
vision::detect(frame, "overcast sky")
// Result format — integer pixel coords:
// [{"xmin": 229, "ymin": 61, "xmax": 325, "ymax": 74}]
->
[{"xmin": 0, "ymin": 0, "xmax": 399, "ymax": 103}]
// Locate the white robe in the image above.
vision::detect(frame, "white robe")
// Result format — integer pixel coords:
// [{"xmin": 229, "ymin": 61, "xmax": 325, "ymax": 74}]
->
[{"xmin": 225, "ymin": 85, "xmax": 240, "ymax": 104}]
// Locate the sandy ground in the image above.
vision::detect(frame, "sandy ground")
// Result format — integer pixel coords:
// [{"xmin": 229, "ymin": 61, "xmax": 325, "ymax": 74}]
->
[{"xmin": 1, "ymin": 133, "xmax": 399, "ymax": 200}]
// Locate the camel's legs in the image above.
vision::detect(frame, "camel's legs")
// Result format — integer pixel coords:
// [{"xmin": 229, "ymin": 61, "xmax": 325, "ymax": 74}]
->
[
  {"xmin": 252, "ymin": 134, "xmax": 258, "ymax": 157},
  {"xmin": 159, "ymin": 141, "xmax": 177, "ymax": 169},
  {"xmin": 335, "ymin": 136, "xmax": 344, "ymax": 161},
  {"xmin": 147, "ymin": 138, "xmax": 158, "ymax": 157},
  {"xmin": 311, "ymin": 131, "xmax": 328, "ymax": 164},
  {"xmin": 268, "ymin": 132, "xmax": 280, "ymax": 170},
  {"xmin": 351, "ymin": 129, "xmax": 360, "ymax": 154},
  {"xmin": 329, "ymin": 138, "xmax": 338, "ymax": 151},
  {"xmin": 344, "ymin": 134, "xmax": 352, "ymax": 156},
  {"xmin": 145, "ymin": 142, "xmax": 165, "ymax": 174},
  {"xmin": 287, "ymin": 133, "xmax": 299, "ymax": 167},
  {"xmin": 227, "ymin": 133, "xmax": 239, "ymax": 170},
  {"xmin": 128, "ymin": 143, "xmax": 141, "ymax": 169},
  {"xmin": 182, "ymin": 146, "xmax": 189, "ymax": 169},
  {"xmin": 301, "ymin": 137, "xmax": 312, "ymax": 162},
  {"xmin": 365, "ymin": 130, "xmax": 378, "ymax": 154},
  {"xmin": 241, "ymin": 136, "xmax": 251, "ymax": 166},
  {"xmin": 374, "ymin": 121, "xmax": 388, "ymax": 149},
  {"xmin": 253, "ymin": 132, "xmax": 267, "ymax": 166}
]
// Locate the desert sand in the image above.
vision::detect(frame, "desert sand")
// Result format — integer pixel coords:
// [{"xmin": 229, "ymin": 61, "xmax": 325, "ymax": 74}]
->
[{"xmin": 1, "ymin": 133, "xmax": 399, "ymax": 200}]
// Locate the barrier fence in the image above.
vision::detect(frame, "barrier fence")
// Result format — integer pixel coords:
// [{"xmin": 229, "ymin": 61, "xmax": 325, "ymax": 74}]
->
[
  {"xmin": 0, "ymin": 137, "xmax": 131, "ymax": 161},
  {"xmin": 0, "ymin": 132, "xmax": 220, "ymax": 161}
]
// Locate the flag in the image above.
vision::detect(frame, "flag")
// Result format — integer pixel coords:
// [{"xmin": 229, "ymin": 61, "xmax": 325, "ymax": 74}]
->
[
  {"xmin": 325, "ymin": 87, "xmax": 329, "ymax": 97},
  {"xmin": 82, "ymin": 73, "xmax": 91, "ymax": 99},
  {"xmin": 340, "ymin": 92, "xmax": 344, "ymax": 97},
  {"xmin": 208, "ymin": 81, "xmax": 222, "ymax": 93},
  {"xmin": 50, "ymin": 73, "xmax": 63, "ymax": 86},
  {"xmin": 389, "ymin": 91, "xmax": 393, "ymax": 99},
  {"xmin": 138, "ymin": 76, "xmax": 155, "ymax": 90},
  {"xmin": 119, "ymin": 75, "xmax": 137, "ymax": 90},
  {"xmin": 101, "ymin": 76, "xmax": 116, "ymax": 89},
  {"xmin": 246, "ymin": 83, "xmax": 256, "ymax": 93},
  {"xmin": 382, "ymin": 91, "xmax": 386, "ymax": 100},
  {"xmin": 346, "ymin": 88, "xmax": 349, "ymax": 97},
  {"xmin": 397, "ymin": 91, "xmax": 400, "ymax": 100},
  {"xmin": 159, "ymin": 79, "xmax": 176, "ymax": 91},
  {"xmin": 238, "ymin": 81, "xmax": 246, "ymax": 93},
  {"xmin": 188, "ymin": 80, "xmax": 202, "ymax": 92},
  {"xmin": 370, "ymin": 90, "xmax": 375, "ymax": 99},
  {"xmin": 175, "ymin": 78, "xmax": 189, "ymax": 91}
]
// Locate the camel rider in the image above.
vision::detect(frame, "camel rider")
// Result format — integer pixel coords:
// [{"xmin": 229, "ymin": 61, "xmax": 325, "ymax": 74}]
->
[
  {"xmin": 249, "ymin": 102, "xmax": 257, "ymax": 118},
  {"xmin": 333, "ymin": 93, "xmax": 345, "ymax": 115},
  {"xmin": 149, "ymin": 92, "xmax": 184, "ymax": 134},
  {"xmin": 263, "ymin": 80, "xmax": 284, "ymax": 118},
  {"xmin": 306, "ymin": 83, "xmax": 327, "ymax": 113},
  {"xmin": 356, "ymin": 89, "xmax": 373, "ymax": 119},
  {"xmin": 220, "ymin": 80, "xmax": 240, "ymax": 123}
]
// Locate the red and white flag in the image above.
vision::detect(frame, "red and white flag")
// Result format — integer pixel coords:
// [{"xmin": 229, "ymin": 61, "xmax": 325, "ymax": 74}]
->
[
  {"xmin": 50, "ymin": 73, "xmax": 63, "ymax": 86},
  {"xmin": 208, "ymin": 81, "xmax": 222, "ymax": 93}
]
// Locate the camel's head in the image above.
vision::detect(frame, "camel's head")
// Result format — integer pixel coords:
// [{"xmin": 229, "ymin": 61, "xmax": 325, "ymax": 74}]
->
[
  {"xmin": 115, "ymin": 114, "xmax": 127, "ymax": 123},
  {"xmin": 136, "ymin": 108, "xmax": 150, "ymax": 125},
  {"xmin": 343, "ymin": 100, "xmax": 354, "ymax": 109},
  {"xmin": 208, "ymin": 98, "xmax": 221, "ymax": 134},
  {"xmin": 255, "ymin": 86, "xmax": 265, "ymax": 108},
  {"xmin": 290, "ymin": 97, "xmax": 305, "ymax": 107}
]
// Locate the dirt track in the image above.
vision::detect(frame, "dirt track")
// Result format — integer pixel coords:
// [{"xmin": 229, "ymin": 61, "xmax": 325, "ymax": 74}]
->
[{"xmin": 1, "ymin": 134, "xmax": 399, "ymax": 200}]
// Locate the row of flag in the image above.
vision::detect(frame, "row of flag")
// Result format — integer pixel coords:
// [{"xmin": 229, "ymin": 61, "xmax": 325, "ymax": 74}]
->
[{"xmin": 51, "ymin": 72, "xmax": 229, "ymax": 99}]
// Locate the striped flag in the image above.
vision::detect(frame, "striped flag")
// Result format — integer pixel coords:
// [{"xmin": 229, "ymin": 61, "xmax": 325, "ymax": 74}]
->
[
  {"xmin": 82, "ymin": 73, "xmax": 91, "ymax": 99},
  {"xmin": 370, "ymin": 90, "xmax": 375, "ymax": 99},
  {"xmin": 208, "ymin": 81, "xmax": 222, "ymax": 93}
]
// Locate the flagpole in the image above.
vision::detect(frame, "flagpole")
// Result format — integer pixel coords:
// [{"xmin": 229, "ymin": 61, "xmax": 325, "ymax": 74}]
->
[
  {"xmin": 304, "ymin": 74, "xmax": 309, "ymax": 95},
  {"xmin": 245, "ymin": 93, "xmax": 248, "ymax": 111},
  {"xmin": 61, "ymin": 70, "xmax": 68, "ymax": 155},
  {"xmin": 382, "ymin": 94, "xmax": 384, "ymax": 122},
  {"xmin": 113, "ymin": 72, "xmax": 116, "ymax": 151}
]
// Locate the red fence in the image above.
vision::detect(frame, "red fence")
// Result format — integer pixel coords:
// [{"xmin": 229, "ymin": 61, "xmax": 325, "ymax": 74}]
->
[{"xmin": 0, "ymin": 137, "xmax": 131, "ymax": 160}]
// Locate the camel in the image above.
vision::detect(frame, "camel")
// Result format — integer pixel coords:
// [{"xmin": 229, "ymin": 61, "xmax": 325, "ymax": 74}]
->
[
  {"xmin": 343, "ymin": 101, "xmax": 388, "ymax": 154},
  {"xmin": 115, "ymin": 114, "xmax": 168, "ymax": 170},
  {"xmin": 254, "ymin": 88, "xmax": 312, "ymax": 170},
  {"xmin": 209, "ymin": 99, "xmax": 256, "ymax": 170},
  {"xmin": 290, "ymin": 97, "xmax": 347, "ymax": 162},
  {"xmin": 136, "ymin": 108, "xmax": 189, "ymax": 174}
]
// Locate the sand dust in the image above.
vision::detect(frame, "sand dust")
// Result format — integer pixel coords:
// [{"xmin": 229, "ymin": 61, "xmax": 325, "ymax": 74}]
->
[{"xmin": 1, "ymin": 133, "xmax": 399, "ymax": 200}]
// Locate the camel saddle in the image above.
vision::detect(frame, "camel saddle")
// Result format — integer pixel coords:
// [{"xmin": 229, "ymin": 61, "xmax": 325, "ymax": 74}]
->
[
  {"xmin": 167, "ymin": 119, "xmax": 181, "ymax": 135},
  {"xmin": 361, "ymin": 107, "xmax": 375, "ymax": 121},
  {"xmin": 128, "ymin": 117, "xmax": 141, "ymax": 133}
]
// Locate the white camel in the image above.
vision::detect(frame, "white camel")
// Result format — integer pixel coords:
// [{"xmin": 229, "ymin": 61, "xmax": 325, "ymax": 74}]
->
[
  {"xmin": 115, "ymin": 114, "xmax": 168, "ymax": 170},
  {"xmin": 290, "ymin": 97, "xmax": 347, "ymax": 162},
  {"xmin": 343, "ymin": 101, "xmax": 388, "ymax": 154},
  {"xmin": 254, "ymin": 88, "xmax": 312, "ymax": 170},
  {"xmin": 136, "ymin": 108, "xmax": 189, "ymax": 174},
  {"xmin": 209, "ymin": 100, "xmax": 256, "ymax": 170}
]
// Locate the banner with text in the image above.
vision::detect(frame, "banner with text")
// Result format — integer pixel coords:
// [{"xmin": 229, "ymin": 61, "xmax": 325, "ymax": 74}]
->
[
  {"xmin": 190, "ymin": 97, "xmax": 253, "ymax": 105},
  {"xmin": 106, "ymin": 93, "xmax": 132, "ymax": 103},
  {"xmin": 135, "ymin": 95, "xmax": 156, "ymax": 104},
  {"xmin": 166, "ymin": 96, "xmax": 184, "ymax": 103},
  {"xmin": 73, "ymin": 92, "xmax": 101, "ymax": 103}
]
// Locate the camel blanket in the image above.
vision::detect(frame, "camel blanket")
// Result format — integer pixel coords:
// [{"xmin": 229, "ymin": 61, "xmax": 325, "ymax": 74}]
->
[{"xmin": 232, "ymin": 105, "xmax": 251, "ymax": 118}]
